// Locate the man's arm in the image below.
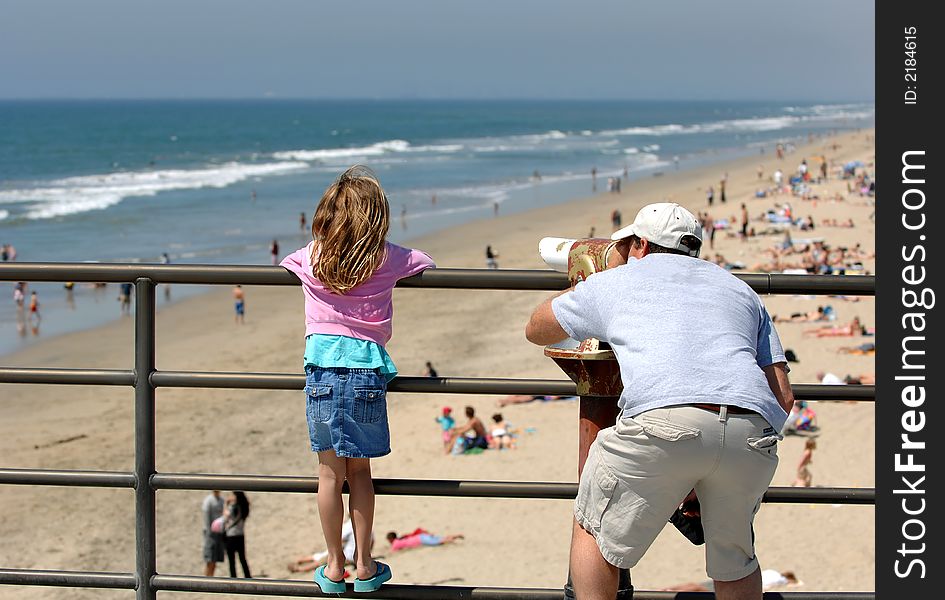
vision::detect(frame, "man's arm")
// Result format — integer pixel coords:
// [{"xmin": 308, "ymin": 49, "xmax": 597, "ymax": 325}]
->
[
  {"xmin": 525, "ymin": 288, "xmax": 573, "ymax": 346},
  {"xmin": 762, "ymin": 362, "xmax": 794, "ymax": 414}
]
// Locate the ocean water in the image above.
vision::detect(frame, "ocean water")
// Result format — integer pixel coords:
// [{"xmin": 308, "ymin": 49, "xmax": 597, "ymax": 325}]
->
[{"xmin": 0, "ymin": 100, "xmax": 873, "ymax": 355}]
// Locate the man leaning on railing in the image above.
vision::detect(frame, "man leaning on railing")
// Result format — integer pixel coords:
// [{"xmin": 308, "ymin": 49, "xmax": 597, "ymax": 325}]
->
[{"xmin": 526, "ymin": 203, "xmax": 795, "ymax": 600}]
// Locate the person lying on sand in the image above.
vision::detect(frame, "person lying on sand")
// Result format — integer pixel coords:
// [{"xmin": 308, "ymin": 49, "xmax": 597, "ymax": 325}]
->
[
  {"xmin": 773, "ymin": 306, "xmax": 831, "ymax": 323},
  {"xmin": 386, "ymin": 529, "xmax": 464, "ymax": 552},
  {"xmin": 287, "ymin": 518, "xmax": 373, "ymax": 574},
  {"xmin": 837, "ymin": 342, "xmax": 875, "ymax": 355},
  {"xmin": 804, "ymin": 316, "xmax": 867, "ymax": 337},
  {"xmin": 497, "ymin": 394, "xmax": 575, "ymax": 407}
]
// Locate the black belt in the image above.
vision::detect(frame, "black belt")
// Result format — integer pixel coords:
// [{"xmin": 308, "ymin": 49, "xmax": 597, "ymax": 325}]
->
[{"xmin": 692, "ymin": 403, "xmax": 756, "ymax": 415}]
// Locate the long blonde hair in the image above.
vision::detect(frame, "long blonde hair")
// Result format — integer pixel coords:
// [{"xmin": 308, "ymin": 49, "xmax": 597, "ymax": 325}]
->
[{"xmin": 310, "ymin": 165, "xmax": 390, "ymax": 294}]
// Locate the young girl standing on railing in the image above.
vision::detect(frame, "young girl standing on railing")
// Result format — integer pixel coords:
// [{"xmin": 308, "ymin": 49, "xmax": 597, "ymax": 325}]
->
[{"xmin": 281, "ymin": 165, "xmax": 435, "ymax": 593}]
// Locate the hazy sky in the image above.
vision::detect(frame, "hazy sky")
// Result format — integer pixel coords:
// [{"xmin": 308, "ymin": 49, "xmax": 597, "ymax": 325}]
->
[{"xmin": 1, "ymin": 0, "xmax": 875, "ymax": 101}]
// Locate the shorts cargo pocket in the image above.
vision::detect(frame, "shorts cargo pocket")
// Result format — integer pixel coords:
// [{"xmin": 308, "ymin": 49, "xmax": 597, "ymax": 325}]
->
[
  {"xmin": 305, "ymin": 384, "xmax": 333, "ymax": 422},
  {"xmin": 576, "ymin": 455, "xmax": 619, "ymax": 531},
  {"xmin": 635, "ymin": 415, "xmax": 701, "ymax": 442},
  {"xmin": 746, "ymin": 434, "xmax": 780, "ymax": 459},
  {"xmin": 353, "ymin": 387, "xmax": 386, "ymax": 424}
]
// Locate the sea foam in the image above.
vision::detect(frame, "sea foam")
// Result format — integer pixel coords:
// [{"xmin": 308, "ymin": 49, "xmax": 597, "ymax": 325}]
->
[
  {"xmin": 600, "ymin": 104, "xmax": 874, "ymax": 137},
  {"xmin": 272, "ymin": 140, "xmax": 464, "ymax": 162},
  {"xmin": 0, "ymin": 161, "xmax": 308, "ymax": 220}
]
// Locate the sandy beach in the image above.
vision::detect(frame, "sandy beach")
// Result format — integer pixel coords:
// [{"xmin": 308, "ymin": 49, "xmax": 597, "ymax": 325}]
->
[{"xmin": 0, "ymin": 129, "xmax": 875, "ymax": 597}]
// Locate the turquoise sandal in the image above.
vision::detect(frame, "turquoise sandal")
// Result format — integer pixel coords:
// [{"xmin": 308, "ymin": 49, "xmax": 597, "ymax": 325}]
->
[
  {"xmin": 314, "ymin": 565, "xmax": 346, "ymax": 594},
  {"xmin": 353, "ymin": 561, "xmax": 392, "ymax": 593}
]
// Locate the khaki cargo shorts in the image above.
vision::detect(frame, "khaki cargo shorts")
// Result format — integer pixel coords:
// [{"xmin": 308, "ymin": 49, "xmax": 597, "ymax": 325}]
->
[{"xmin": 574, "ymin": 405, "xmax": 780, "ymax": 581}]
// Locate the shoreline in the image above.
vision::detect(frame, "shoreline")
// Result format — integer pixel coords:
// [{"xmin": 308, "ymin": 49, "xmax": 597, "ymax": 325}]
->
[
  {"xmin": 0, "ymin": 127, "xmax": 865, "ymax": 361},
  {"xmin": 0, "ymin": 128, "xmax": 875, "ymax": 596}
]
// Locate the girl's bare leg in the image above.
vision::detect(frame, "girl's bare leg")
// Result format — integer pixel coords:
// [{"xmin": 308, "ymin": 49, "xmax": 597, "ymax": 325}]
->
[
  {"xmin": 346, "ymin": 458, "xmax": 377, "ymax": 580},
  {"xmin": 316, "ymin": 450, "xmax": 347, "ymax": 581}
]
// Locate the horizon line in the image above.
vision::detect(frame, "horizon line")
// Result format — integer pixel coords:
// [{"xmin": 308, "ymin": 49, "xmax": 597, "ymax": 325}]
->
[{"xmin": 0, "ymin": 96, "xmax": 875, "ymax": 104}]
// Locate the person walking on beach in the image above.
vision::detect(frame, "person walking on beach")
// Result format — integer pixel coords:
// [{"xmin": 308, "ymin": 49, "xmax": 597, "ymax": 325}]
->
[
  {"xmin": 224, "ymin": 491, "xmax": 252, "ymax": 578},
  {"xmin": 64, "ymin": 282, "xmax": 76, "ymax": 310},
  {"xmin": 485, "ymin": 245, "xmax": 499, "ymax": 269},
  {"xmin": 703, "ymin": 213, "xmax": 716, "ymax": 250},
  {"xmin": 13, "ymin": 281, "xmax": 26, "ymax": 310},
  {"xmin": 118, "ymin": 282, "xmax": 132, "ymax": 316},
  {"xmin": 300, "ymin": 212, "xmax": 307, "ymax": 233},
  {"xmin": 280, "ymin": 165, "xmax": 435, "ymax": 594},
  {"xmin": 233, "ymin": 285, "xmax": 245, "ymax": 324},
  {"xmin": 202, "ymin": 490, "xmax": 226, "ymax": 577},
  {"xmin": 28, "ymin": 290, "xmax": 40, "ymax": 320},
  {"xmin": 591, "ymin": 166, "xmax": 597, "ymax": 191},
  {"xmin": 706, "ymin": 185, "xmax": 714, "ymax": 206},
  {"xmin": 270, "ymin": 239, "xmax": 280, "ymax": 266},
  {"xmin": 425, "ymin": 361, "xmax": 438, "ymax": 378},
  {"xmin": 740, "ymin": 203, "xmax": 749, "ymax": 241},
  {"xmin": 793, "ymin": 438, "xmax": 816, "ymax": 487},
  {"xmin": 160, "ymin": 253, "xmax": 172, "ymax": 301},
  {"xmin": 611, "ymin": 209, "xmax": 622, "ymax": 231},
  {"xmin": 525, "ymin": 202, "xmax": 793, "ymax": 600}
]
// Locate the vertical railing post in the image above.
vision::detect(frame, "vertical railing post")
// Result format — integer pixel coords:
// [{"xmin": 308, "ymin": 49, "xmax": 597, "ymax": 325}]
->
[{"xmin": 134, "ymin": 278, "xmax": 157, "ymax": 600}]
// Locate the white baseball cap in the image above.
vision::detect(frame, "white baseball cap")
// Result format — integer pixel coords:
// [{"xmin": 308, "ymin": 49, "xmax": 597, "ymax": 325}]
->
[{"xmin": 611, "ymin": 202, "xmax": 703, "ymax": 256}]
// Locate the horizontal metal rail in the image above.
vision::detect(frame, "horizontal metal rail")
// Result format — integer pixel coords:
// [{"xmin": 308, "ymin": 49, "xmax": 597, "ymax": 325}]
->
[
  {"xmin": 0, "ymin": 262, "xmax": 875, "ymax": 295},
  {"xmin": 0, "ymin": 469, "xmax": 136, "ymax": 488},
  {"xmin": 0, "ymin": 468, "xmax": 875, "ymax": 504},
  {"xmin": 0, "ymin": 367, "xmax": 876, "ymax": 402},
  {"xmin": 153, "ymin": 574, "xmax": 877, "ymax": 599},
  {"xmin": 0, "ymin": 367, "xmax": 136, "ymax": 386},
  {"xmin": 0, "ymin": 569, "xmax": 874, "ymax": 599},
  {"xmin": 0, "ymin": 569, "xmax": 136, "ymax": 590}
]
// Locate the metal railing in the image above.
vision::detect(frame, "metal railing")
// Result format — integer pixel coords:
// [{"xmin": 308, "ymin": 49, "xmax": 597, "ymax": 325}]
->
[{"xmin": 1, "ymin": 263, "xmax": 876, "ymax": 599}]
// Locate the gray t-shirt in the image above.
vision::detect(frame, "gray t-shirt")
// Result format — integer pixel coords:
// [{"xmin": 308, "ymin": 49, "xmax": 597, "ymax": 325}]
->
[
  {"xmin": 202, "ymin": 493, "xmax": 225, "ymax": 534},
  {"xmin": 552, "ymin": 254, "xmax": 788, "ymax": 430}
]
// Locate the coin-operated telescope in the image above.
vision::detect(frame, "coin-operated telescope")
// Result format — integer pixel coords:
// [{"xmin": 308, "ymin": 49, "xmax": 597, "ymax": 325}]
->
[{"xmin": 537, "ymin": 237, "xmax": 622, "ymax": 398}]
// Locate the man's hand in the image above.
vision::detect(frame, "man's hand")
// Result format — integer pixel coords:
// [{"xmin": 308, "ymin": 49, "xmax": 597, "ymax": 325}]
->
[{"xmin": 525, "ymin": 288, "xmax": 573, "ymax": 346}]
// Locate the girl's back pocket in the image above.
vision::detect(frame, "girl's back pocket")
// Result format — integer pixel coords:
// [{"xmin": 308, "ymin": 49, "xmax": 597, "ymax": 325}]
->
[
  {"xmin": 306, "ymin": 384, "xmax": 333, "ymax": 422},
  {"xmin": 353, "ymin": 387, "xmax": 385, "ymax": 423}
]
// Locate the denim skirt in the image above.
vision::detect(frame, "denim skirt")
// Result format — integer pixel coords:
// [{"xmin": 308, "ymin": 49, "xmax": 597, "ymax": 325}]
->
[{"xmin": 304, "ymin": 365, "xmax": 391, "ymax": 458}]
